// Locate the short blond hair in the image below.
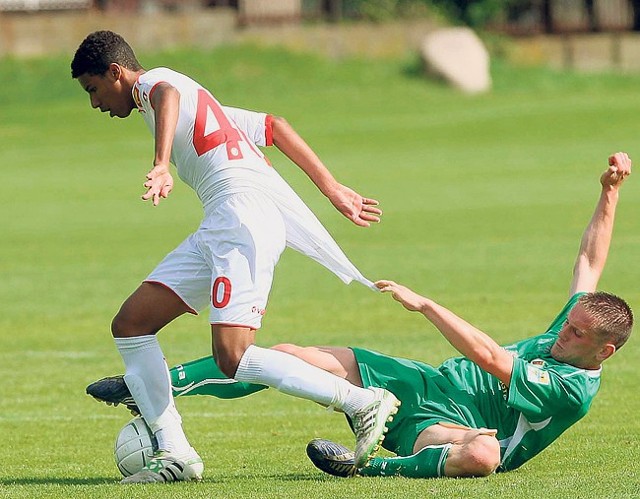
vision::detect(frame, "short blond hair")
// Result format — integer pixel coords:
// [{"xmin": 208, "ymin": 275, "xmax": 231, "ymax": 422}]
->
[{"xmin": 578, "ymin": 292, "xmax": 633, "ymax": 349}]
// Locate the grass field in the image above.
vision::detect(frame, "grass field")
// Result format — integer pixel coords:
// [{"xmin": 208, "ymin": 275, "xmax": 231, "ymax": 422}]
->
[{"xmin": 1, "ymin": 43, "xmax": 639, "ymax": 498}]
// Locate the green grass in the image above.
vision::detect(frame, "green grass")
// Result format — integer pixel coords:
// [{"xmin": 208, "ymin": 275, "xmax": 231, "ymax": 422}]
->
[{"xmin": 1, "ymin": 44, "xmax": 639, "ymax": 498}]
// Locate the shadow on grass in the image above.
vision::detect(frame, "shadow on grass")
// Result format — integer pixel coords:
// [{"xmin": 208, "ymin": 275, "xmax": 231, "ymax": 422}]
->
[
  {"xmin": 1, "ymin": 473, "xmax": 329, "ymax": 486},
  {"xmin": 204, "ymin": 472, "xmax": 333, "ymax": 483},
  {"xmin": 266, "ymin": 473, "xmax": 328, "ymax": 482},
  {"xmin": 399, "ymin": 55, "xmax": 451, "ymax": 92},
  {"xmin": 401, "ymin": 55, "xmax": 425, "ymax": 80},
  {"xmin": 1, "ymin": 477, "xmax": 116, "ymax": 486}
]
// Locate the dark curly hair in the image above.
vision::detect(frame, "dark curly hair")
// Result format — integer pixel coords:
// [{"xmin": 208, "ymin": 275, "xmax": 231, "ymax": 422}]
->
[{"xmin": 71, "ymin": 30, "xmax": 142, "ymax": 78}]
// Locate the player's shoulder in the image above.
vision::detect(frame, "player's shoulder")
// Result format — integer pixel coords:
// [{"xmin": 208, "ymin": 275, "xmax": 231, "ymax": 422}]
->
[
  {"xmin": 547, "ymin": 361, "xmax": 601, "ymax": 408},
  {"xmin": 139, "ymin": 67, "xmax": 201, "ymax": 88},
  {"xmin": 550, "ymin": 361, "xmax": 601, "ymax": 381},
  {"xmin": 137, "ymin": 67, "xmax": 176, "ymax": 84}
]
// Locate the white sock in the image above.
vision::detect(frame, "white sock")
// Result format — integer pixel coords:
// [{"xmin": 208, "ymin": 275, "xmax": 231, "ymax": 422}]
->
[
  {"xmin": 152, "ymin": 406, "xmax": 192, "ymax": 457},
  {"xmin": 234, "ymin": 345, "xmax": 375, "ymax": 417},
  {"xmin": 115, "ymin": 336, "xmax": 192, "ymax": 456}
]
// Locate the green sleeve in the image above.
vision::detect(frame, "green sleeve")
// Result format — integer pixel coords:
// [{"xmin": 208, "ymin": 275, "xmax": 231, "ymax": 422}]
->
[{"xmin": 507, "ymin": 358, "xmax": 586, "ymax": 422}]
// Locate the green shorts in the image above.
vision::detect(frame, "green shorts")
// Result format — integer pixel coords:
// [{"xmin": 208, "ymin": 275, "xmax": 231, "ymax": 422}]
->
[{"xmin": 352, "ymin": 347, "xmax": 488, "ymax": 456}]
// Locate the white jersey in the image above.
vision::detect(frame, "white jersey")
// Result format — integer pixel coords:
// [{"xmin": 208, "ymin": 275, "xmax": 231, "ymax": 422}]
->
[
  {"xmin": 134, "ymin": 67, "xmax": 281, "ymax": 208},
  {"xmin": 133, "ymin": 67, "xmax": 374, "ymax": 290}
]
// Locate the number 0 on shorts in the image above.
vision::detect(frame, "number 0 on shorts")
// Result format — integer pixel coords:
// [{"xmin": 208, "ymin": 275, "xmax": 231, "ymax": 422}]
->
[{"xmin": 212, "ymin": 277, "xmax": 232, "ymax": 308}]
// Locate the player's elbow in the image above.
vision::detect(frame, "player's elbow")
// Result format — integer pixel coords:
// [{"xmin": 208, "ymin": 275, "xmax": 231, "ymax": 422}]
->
[
  {"xmin": 571, "ymin": 260, "xmax": 602, "ymax": 294},
  {"xmin": 474, "ymin": 348, "xmax": 501, "ymax": 372},
  {"xmin": 474, "ymin": 348, "xmax": 513, "ymax": 386},
  {"xmin": 271, "ymin": 115, "xmax": 289, "ymax": 128},
  {"xmin": 271, "ymin": 115, "xmax": 292, "ymax": 142}
]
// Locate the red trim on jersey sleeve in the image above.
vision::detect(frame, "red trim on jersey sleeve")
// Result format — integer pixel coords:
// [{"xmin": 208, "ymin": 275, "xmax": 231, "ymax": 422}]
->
[{"xmin": 264, "ymin": 114, "xmax": 274, "ymax": 146}]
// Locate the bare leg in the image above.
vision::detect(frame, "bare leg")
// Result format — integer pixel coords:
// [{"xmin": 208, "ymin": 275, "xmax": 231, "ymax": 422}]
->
[
  {"xmin": 359, "ymin": 423, "xmax": 499, "ymax": 478},
  {"xmin": 112, "ymin": 281, "xmax": 191, "ymax": 338},
  {"xmin": 212, "ymin": 330, "xmax": 377, "ymax": 418},
  {"xmin": 271, "ymin": 344, "xmax": 364, "ymax": 387},
  {"xmin": 269, "ymin": 344, "xmax": 501, "ymax": 478},
  {"xmin": 414, "ymin": 423, "xmax": 501, "ymax": 477},
  {"xmin": 211, "ymin": 324, "xmax": 256, "ymax": 377}
]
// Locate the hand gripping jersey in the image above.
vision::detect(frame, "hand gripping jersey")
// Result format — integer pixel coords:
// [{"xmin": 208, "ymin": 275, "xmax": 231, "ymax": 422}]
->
[
  {"xmin": 438, "ymin": 293, "xmax": 599, "ymax": 471},
  {"xmin": 133, "ymin": 68, "xmax": 373, "ymax": 289}
]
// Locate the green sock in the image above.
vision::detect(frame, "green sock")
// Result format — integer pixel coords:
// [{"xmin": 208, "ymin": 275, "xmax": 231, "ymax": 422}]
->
[
  {"xmin": 169, "ymin": 356, "xmax": 268, "ymax": 399},
  {"xmin": 359, "ymin": 443, "xmax": 452, "ymax": 478}
]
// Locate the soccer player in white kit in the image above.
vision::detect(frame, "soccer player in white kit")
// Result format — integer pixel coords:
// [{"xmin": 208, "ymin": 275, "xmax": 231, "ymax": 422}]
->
[{"xmin": 71, "ymin": 31, "xmax": 400, "ymax": 483}]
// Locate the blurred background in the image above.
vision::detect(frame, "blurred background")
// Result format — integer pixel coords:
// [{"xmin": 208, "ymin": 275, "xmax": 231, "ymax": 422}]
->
[{"xmin": 4, "ymin": 0, "xmax": 640, "ymax": 72}]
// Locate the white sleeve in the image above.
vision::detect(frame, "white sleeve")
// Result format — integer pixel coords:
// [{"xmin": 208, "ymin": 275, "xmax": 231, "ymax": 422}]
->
[
  {"xmin": 223, "ymin": 106, "xmax": 273, "ymax": 147},
  {"xmin": 133, "ymin": 72, "xmax": 166, "ymax": 116}
]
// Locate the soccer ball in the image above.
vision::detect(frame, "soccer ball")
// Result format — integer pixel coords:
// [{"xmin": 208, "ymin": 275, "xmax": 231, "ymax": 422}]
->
[{"xmin": 114, "ymin": 417, "xmax": 158, "ymax": 477}]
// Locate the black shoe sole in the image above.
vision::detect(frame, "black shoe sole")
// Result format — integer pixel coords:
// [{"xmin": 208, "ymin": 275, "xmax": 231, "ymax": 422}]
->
[
  {"xmin": 306, "ymin": 438, "xmax": 356, "ymax": 478},
  {"xmin": 86, "ymin": 375, "xmax": 140, "ymax": 415}
]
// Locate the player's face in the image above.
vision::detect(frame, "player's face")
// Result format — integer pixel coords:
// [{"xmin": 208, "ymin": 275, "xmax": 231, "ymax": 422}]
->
[
  {"xmin": 77, "ymin": 69, "xmax": 134, "ymax": 118},
  {"xmin": 550, "ymin": 304, "xmax": 611, "ymax": 369}
]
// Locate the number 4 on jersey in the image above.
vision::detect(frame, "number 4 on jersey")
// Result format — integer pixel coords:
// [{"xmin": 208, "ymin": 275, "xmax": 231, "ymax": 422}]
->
[{"xmin": 193, "ymin": 89, "xmax": 244, "ymax": 160}]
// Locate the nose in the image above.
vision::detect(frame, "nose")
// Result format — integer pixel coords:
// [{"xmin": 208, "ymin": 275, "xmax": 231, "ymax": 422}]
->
[
  {"xmin": 90, "ymin": 94, "xmax": 100, "ymax": 109},
  {"xmin": 558, "ymin": 327, "xmax": 570, "ymax": 341}
]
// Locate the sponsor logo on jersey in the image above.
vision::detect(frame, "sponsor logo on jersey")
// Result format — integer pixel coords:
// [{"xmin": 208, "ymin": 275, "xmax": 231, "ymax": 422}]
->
[
  {"xmin": 251, "ymin": 306, "xmax": 266, "ymax": 316},
  {"xmin": 498, "ymin": 380, "xmax": 508, "ymax": 400},
  {"xmin": 531, "ymin": 358, "xmax": 546, "ymax": 368},
  {"xmin": 526, "ymin": 364, "xmax": 550, "ymax": 385}
]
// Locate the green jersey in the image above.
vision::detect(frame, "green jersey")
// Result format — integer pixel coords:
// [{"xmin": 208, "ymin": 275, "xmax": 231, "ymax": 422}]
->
[{"xmin": 438, "ymin": 293, "xmax": 600, "ymax": 470}]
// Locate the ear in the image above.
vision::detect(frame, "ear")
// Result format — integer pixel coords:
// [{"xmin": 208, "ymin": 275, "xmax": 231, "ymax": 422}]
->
[
  {"xmin": 108, "ymin": 63, "xmax": 122, "ymax": 81},
  {"xmin": 597, "ymin": 343, "xmax": 616, "ymax": 362}
]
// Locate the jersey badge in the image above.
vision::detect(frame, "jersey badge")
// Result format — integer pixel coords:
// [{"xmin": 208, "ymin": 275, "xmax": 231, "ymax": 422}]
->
[
  {"xmin": 133, "ymin": 86, "xmax": 142, "ymax": 110},
  {"xmin": 531, "ymin": 359, "xmax": 546, "ymax": 368},
  {"xmin": 526, "ymin": 364, "xmax": 550, "ymax": 385}
]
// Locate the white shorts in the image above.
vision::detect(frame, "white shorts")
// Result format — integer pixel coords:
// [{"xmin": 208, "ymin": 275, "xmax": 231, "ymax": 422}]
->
[{"xmin": 146, "ymin": 191, "xmax": 286, "ymax": 329}]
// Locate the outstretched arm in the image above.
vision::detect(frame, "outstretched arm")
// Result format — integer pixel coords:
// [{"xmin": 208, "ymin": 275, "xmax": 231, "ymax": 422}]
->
[
  {"xmin": 141, "ymin": 82, "xmax": 179, "ymax": 206},
  {"xmin": 271, "ymin": 116, "xmax": 382, "ymax": 227},
  {"xmin": 570, "ymin": 152, "xmax": 631, "ymax": 295},
  {"xmin": 375, "ymin": 280, "xmax": 514, "ymax": 386}
]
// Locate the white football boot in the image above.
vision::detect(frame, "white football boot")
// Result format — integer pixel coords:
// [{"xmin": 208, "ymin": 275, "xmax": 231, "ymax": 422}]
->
[{"xmin": 120, "ymin": 448, "xmax": 204, "ymax": 484}]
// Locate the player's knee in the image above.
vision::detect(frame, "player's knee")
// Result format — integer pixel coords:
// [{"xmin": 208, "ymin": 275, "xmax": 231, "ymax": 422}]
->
[
  {"xmin": 111, "ymin": 309, "xmax": 154, "ymax": 338},
  {"xmin": 461, "ymin": 435, "xmax": 501, "ymax": 477},
  {"xmin": 271, "ymin": 343, "xmax": 302, "ymax": 355},
  {"xmin": 110, "ymin": 311, "xmax": 132, "ymax": 338}
]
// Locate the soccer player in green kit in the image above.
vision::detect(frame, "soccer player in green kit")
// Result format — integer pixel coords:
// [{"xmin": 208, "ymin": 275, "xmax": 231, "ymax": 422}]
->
[{"xmin": 89, "ymin": 152, "xmax": 633, "ymax": 478}]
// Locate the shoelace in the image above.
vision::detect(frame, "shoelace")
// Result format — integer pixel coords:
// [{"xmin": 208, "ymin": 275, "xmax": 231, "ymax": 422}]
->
[{"xmin": 353, "ymin": 400, "xmax": 381, "ymax": 437}]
